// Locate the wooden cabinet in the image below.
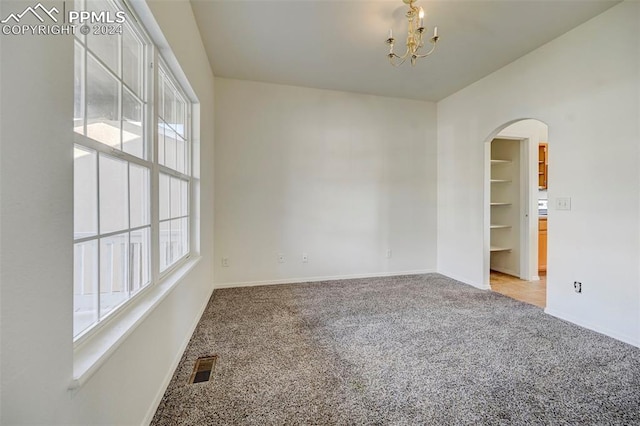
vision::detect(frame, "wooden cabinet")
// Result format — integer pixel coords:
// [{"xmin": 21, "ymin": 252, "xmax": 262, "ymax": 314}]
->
[
  {"xmin": 538, "ymin": 217, "xmax": 547, "ymax": 273},
  {"xmin": 538, "ymin": 143, "xmax": 548, "ymax": 273},
  {"xmin": 538, "ymin": 143, "xmax": 548, "ymax": 189}
]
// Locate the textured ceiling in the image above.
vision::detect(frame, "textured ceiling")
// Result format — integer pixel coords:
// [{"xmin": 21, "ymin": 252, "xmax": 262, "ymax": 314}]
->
[{"xmin": 190, "ymin": 0, "xmax": 620, "ymax": 101}]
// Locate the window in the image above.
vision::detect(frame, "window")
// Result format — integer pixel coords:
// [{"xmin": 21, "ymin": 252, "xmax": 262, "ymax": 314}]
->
[
  {"xmin": 73, "ymin": 0, "xmax": 192, "ymax": 340},
  {"xmin": 158, "ymin": 65, "xmax": 191, "ymax": 272}
]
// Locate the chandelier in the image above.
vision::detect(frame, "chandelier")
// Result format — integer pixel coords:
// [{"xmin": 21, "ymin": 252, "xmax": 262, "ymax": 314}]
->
[{"xmin": 386, "ymin": 0, "xmax": 439, "ymax": 67}]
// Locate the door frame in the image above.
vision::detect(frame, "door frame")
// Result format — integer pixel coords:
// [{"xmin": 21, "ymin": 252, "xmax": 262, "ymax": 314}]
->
[{"xmin": 483, "ymin": 132, "xmax": 539, "ymax": 287}]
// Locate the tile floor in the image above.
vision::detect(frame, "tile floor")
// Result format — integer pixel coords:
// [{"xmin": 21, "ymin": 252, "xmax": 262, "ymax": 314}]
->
[{"xmin": 490, "ymin": 270, "xmax": 546, "ymax": 308}]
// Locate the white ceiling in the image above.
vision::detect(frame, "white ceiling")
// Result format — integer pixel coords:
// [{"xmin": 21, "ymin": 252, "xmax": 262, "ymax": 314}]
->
[{"xmin": 190, "ymin": 0, "xmax": 620, "ymax": 102}]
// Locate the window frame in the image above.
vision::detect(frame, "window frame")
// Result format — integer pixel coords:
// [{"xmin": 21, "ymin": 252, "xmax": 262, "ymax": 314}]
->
[
  {"xmin": 73, "ymin": 0, "xmax": 194, "ymax": 345},
  {"xmin": 156, "ymin": 59, "xmax": 193, "ymax": 277}
]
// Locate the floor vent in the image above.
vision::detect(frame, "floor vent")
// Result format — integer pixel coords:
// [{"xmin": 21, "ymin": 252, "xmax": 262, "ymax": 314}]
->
[{"xmin": 189, "ymin": 355, "xmax": 217, "ymax": 384}]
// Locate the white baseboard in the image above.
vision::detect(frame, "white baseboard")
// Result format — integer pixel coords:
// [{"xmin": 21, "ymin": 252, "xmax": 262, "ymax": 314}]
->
[
  {"xmin": 142, "ymin": 283, "xmax": 215, "ymax": 425},
  {"xmin": 491, "ymin": 267, "xmax": 542, "ymax": 283},
  {"xmin": 489, "ymin": 266, "xmax": 520, "ymax": 278},
  {"xmin": 214, "ymin": 269, "xmax": 436, "ymax": 289},
  {"xmin": 545, "ymin": 307, "xmax": 640, "ymax": 349},
  {"xmin": 437, "ymin": 270, "xmax": 489, "ymax": 290}
]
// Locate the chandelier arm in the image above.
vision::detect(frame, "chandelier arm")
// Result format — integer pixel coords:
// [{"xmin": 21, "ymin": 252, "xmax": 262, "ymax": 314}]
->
[
  {"xmin": 413, "ymin": 41, "xmax": 438, "ymax": 58},
  {"xmin": 389, "ymin": 55, "xmax": 408, "ymax": 67},
  {"xmin": 394, "ymin": 49, "xmax": 412, "ymax": 60},
  {"xmin": 389, "ymin": 50, "xmax": 410, "ymax": 66},
  {"xmin": 387, "ymin": 50, "xmax": 411, "ymax": 66}
]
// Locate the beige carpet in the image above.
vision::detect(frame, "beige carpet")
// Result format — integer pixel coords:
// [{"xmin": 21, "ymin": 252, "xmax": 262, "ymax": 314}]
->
[{"xmin": 152, "ymin": 273, "xmax": 640, "ymax": 425}]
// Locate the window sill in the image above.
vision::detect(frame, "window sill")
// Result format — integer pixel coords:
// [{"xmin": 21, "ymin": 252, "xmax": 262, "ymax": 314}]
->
[{"xmin": 69, "ymin": 255, "xmax": 201, "ymax": 390}]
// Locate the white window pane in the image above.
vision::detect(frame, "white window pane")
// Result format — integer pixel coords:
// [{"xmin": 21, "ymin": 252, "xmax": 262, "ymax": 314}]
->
[
  {"xmin": 170, "ymin": 177, "xmax": 181, "ymax": 218},
  {"xmin": 170, "ymin": 218, "xmax": 185, "ymax": 264},
  {"xmin": 158, "ymin": 76, "xmax": 164, "ymax": 119},
  {"xmin": 181, "ymin": 180, "xmax": 189, "ymax": 217},
  {"xmin": 74, "ymin": 146, "xmax": 98, "ymax": 239},
  {"xmin": 159, "ymin": 221, "xmax": 171, "ymax": 272},
  {"xmin": 179, "ymin": 217, "xmax": 189, "ymax": 259},
  {"xmin": 85, "ymin": 0, "xmax": 119, "ymax": 75},
  {"xmin": 100, "ymin": 233, "xmax": 129, "ymax": 317},
  {"xmin": 123, "ymin": 88, "xmax": 144, "ymax": 159},
  {"xmin": 122, "ymin": 22, "xmax": 143, "ymax": 98},
  {"xmin": 130, "ymin": 227, "xmax": 150, "ymax": 294},
  {"xmin": 74, "ymin": 240, "xmax": 98, "ymax": 337},
  {"xmin": 129, "ymin": 164, "xmax": 150, "ymax": 228},
  {"xmin": 158, "ymin": 122, "xmax": 166, "ymax": 165},
  {"xmin": 159, "ymin": 173, "xmax": 170, "ymax": 221},
  {"xmin": 99, "ymin": 154, "xmax": 129, "ymax": 234},
  {"xmin": 87, "ymin": 54, "xmax": 120, "ymax": 148},
  {"xmin": 162, "ymin": 78, "xmax": 175, "ymax": 124},
  {"xmin": 175, "ymin": 98, "xmax": 186, "ymax": 137},
  {"xmin": 164, "ymin": 127, "xmax": 177, "ymax": 171},
  {"xmin": 74, "ymin": 42, "xmax": 85, "ymax": 135},
  {"xmin": 176, "ymin": 136, "xmax": 186, "ymax": 174}
]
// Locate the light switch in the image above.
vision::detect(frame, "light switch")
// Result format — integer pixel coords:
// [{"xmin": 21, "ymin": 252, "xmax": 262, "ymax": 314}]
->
[{"xmin": 555, "ymin": 197, "xmax": 571, "ymax": 210}]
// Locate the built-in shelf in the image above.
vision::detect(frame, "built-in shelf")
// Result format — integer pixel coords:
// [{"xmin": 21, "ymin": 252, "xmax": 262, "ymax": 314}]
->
[{"xmin": 491, "ymin": 139, "xmax": 518, "ymax": 271}]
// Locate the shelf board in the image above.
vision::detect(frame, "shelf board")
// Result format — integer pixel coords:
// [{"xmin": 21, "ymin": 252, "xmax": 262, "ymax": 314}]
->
[
  {"xmin": 490, "ymin": 202, "xmax": 511, "ymax": 206},
  {"xmin": 491, "ymin": 159, "xmax": 511, "ymax": 165},
  {"xmin": 490, "ymin": 246, "xmax": 512, "ymax": 252},
  {"xmin": 491, "ymin": 179, "xmax": 511, "ymax": 183},
  {"xmin": 490, "ymin": 224, "xmax": 512, "ymax": 229}
]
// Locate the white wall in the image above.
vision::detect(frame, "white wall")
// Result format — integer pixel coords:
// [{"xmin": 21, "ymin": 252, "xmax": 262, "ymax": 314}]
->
[
  {"xmin": 214, "ymin": 78, "xmax": 437, "ymax": 286},
  {"xmin": 438, "ymin": 1, "xmax": 640, "ymax": 346},
  {"xmin": 0, "ymin": 0, "xmax": 215, "ymax": 424}
]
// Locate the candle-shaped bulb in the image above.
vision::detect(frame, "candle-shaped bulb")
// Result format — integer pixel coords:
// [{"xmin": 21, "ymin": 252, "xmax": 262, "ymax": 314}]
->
[
  {"xmin": 433, "ymin": 26, "xmax": 438, "ymax": 37},
  {"xmin": 389, "ymin": 28, "xmax": 393, "ymax": 39},
  {"xmin": 419, "ymin": 7, "xmax": 424, "ymax": 27}
]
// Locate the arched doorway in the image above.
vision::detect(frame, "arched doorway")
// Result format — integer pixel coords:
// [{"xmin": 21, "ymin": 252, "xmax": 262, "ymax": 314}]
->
[{"xmin": 483, "ymin": 119, "xmax": 548, "ymax": 307}]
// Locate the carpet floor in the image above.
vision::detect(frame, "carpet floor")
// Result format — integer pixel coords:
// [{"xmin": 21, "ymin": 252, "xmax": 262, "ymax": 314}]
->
[{"xmin": 151, "ymin": 273, "xmax": 640, "ymax": 425}]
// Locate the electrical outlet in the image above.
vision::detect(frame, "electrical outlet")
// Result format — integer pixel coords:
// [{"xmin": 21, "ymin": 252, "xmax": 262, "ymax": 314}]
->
[
  {"xmin": 221, "ymin": 257, "xmax": 229, "ymax": 267},
  {"xmin": 556, "ymin": 197, "xmax": 571, "ymax": 211},
  {"xmin": 302, "ymin": 253, "xmax": 308, "ymax": 263},
  {"xmin": 278, "ymin": 253, "xmax": 285, "ymax": 263},
  {"xmin": 574, "ymin": 281, "xmax": 582, "ymax": 293},
  {"xmin": 386, "ymin": 249, "xmax": 392, "ymax": 259}
]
